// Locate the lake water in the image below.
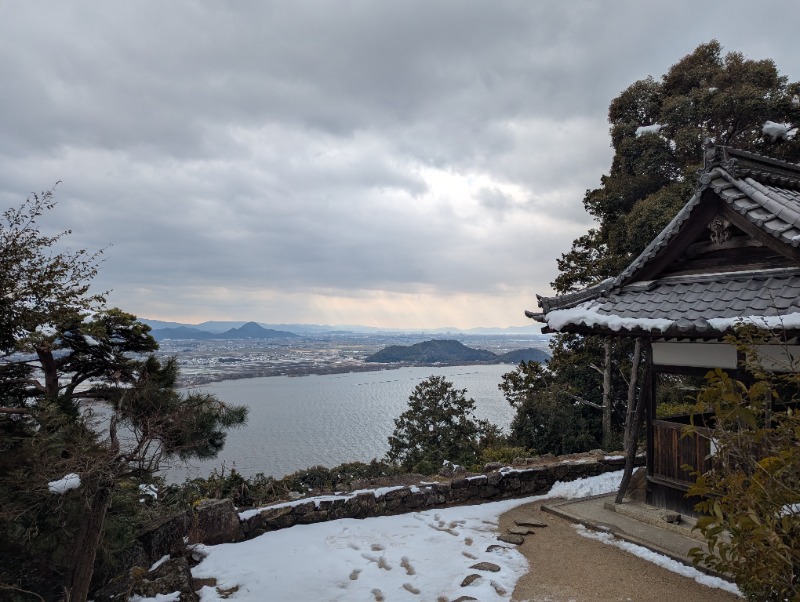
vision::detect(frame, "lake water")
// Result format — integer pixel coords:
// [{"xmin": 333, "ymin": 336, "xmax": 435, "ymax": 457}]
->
[{"xmin": 167, "ymin": 364, "xmax": 516, "ymax": 482}]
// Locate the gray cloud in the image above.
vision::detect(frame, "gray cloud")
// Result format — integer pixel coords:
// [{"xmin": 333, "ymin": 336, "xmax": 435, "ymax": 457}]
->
[{"xmin": 1, "ymin": 0, "xmax": 799, "ymax": 327}]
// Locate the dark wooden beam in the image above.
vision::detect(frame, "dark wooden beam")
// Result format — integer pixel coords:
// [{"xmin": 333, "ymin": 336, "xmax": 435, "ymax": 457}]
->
[
  {"xmin": 683, "ymin": 235, "xmax": 763, "ymax": 259},
  {"xmin": 720, "ymin": 204, "xmax": 800, "ymax": 264},
  {"xmin": 635, "ymin": 190, "xmax": 724, "ymax": 281}
]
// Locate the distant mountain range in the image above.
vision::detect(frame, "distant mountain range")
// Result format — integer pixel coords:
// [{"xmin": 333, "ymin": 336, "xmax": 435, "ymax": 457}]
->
[
  {"xmin": 365, "ymin": 339, "xmax": 550, "ymax": 364},
  {"xmin": 140, "ymin": 318, "xmax": 544, "ymax": 337},
  {"xmin": 148, "ymin": 321, "xmax": 299, "ymax": 341}
]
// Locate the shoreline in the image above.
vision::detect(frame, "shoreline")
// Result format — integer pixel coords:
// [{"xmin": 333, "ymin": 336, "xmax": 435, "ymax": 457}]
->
[{"xmin": 178, "ymin": 360, "xmax": 521, "ymax": 387}]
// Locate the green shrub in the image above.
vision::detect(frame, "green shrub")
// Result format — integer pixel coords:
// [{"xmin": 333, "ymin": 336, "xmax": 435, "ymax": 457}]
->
[
  {"xmin": 687, "ymin": 368, "xmax": 800, "ymax": 601},
  {"xmin": 387, "ymin": 376, "xmax": 498, "ymax": 470},
  {"xmin": 479, "ymin": 446, "xmax": 529, "ymax": 465}
]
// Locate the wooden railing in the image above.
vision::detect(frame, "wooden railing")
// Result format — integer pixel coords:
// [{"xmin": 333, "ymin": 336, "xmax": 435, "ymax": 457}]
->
[{"xmin": 651, "ymin": 419, "xmax": 712, "ymax": 489}]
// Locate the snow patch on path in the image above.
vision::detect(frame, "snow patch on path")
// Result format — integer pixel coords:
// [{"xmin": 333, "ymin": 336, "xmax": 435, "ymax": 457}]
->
[
  {"xmin": 575, "ymin": 524, "xmax": 741, "ymax": 597},
  {"xmin": 193, "ymin": 472, "xmax": 623, "ymax": 601}
]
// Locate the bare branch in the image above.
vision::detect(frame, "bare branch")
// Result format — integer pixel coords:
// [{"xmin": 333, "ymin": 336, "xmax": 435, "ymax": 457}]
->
[
  {"xmin": 565, "ymin": 392, "xmax": 603, "ymax": 410},
  {"xmin": 0, "ymin": 582, "xmax": 46, "ymax": 602},
  {"xmin": 0, "ymin": 407, "xmax": 32, "ymax": 415},
  {"xmin": 618, "ymin": 366, "xmax": 630, "ymax": 388}
]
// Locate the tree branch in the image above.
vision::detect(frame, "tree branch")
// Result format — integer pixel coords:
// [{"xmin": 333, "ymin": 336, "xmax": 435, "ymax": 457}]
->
[
  {"xmin": 0, "ymin": 407, "xmax": 32, "ymax": 415},
  {"xmin": 565, "ymin": 392, "xmax": 603, "ymax": 410}
]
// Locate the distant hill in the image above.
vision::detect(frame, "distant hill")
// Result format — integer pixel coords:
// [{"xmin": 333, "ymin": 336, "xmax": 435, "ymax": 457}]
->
[
  {"xmin": 151, "ymin": 321, "xmax": 299, "ymax": 341},
  {"xmin": 223, "ymin": 322, "xmax": 299, "ymax": 339},
  {"xmin": 495, "ymin": 348, "xmax": 551, "ymax": 364},
  {"xmin": 140, "ymin": 317, "xmax": 544, "ymax": 336},
  {"xmin": 365, "ymin": 339, "xmax": 550, "ymax": 365}
]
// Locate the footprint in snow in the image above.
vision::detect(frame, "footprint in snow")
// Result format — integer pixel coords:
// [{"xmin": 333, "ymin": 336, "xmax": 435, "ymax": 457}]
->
[
  {"xmin": 377, "ymin": 557, "xmax": 392, "ymax": 571},
  {"xmin": 371, "ymin": 543, "xmax": 385, "ymax": 551},
  {"xmin": 347, "ymin": 542, "xmax": 360, "ymax": 551},
  {"xmin": 462, "ymin": 551, "xmax": 478, "ymax": 560},
  {"xmin": 349, "ymin": 569, "xmax": 361, "ymax": 581},
  {"xmin": 371, "ymin": 588, "xmax": 385, "ymax": 601},
  {"xmin": 400, "ymin": 556, "xmax": 415, "ymax": 575},
  {"xmin": 428, "ymin": 522, "xmax": 459, "ymax": 536},
  {"xmin": 402, "ymin": 583, "xmax": 421, "ymax": 595}
]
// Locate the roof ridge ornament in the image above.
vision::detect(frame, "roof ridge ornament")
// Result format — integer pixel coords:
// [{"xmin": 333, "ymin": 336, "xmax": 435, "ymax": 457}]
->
[
  {"xmin": 701, "ymin": 139, "xmax": 738, "ymax": 183},
  {"xmin": 707, "ymin": 215, "xmax": 732, "ymax": 245}
]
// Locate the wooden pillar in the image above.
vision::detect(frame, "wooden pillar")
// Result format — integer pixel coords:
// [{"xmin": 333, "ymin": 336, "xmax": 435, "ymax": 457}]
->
[{"xmin": 643, "ymin": 340, "xmax": 655, "ymax": 485}]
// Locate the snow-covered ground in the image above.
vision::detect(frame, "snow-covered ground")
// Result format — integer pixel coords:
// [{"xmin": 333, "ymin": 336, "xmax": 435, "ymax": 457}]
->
[{"xmin": 172, "ymin": 471, "xmax": 738, "ymax": 601}]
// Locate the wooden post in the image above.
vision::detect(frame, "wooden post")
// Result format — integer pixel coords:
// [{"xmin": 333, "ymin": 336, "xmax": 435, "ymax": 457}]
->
[
  {"xmin": 624, "ymin": 338, "xmax": 643, "ymax": 450},
  {"xmin": 615, "ymin": 339, "xmax": 652, "ymax": 504},
  {"xmin": 602, "ymin": 339, "xmax": 612, "ymax": 448},
  {"xmin": 645, "ymin": 341, "xmax": 656, "ymax": 485}
]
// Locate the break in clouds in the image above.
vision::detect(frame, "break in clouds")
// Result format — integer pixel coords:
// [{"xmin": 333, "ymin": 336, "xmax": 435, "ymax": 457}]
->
[{"xmin": 1, "ymin": 1, "xmax": 799, "ymax": 327}]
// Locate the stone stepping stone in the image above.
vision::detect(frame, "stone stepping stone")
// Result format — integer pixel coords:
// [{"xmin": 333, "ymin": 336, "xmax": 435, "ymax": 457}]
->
[
  {"xmin": 461, "ymin": 574, "xmax": 481, "ymax": 587},
  {"xmin": 509, "ymin": 526, "xmax": 534, "ymax": 536},
  {"xmin": 497, "ymin": 533, "xmax": 524, "ymax": 545},
  {"xmin": 486, "ymin": 544, "xmax": 510, "ymax": 553},
  {"xmin": 469, "ymin": 561, "xmax": 501, "ymax": 572},
  {"xmin": 453, "ymin": 596, "xmax": 478, "ymax": 602},
  {"xmin": 514, "ymin": 519, "xmax": 548, "ymax": 528}
]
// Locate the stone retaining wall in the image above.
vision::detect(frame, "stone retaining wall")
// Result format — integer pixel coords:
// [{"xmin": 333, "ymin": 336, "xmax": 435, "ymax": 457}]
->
[
  {"xmin": 100, "ymin": 456, "xmax": 637, "ymax": 601},
  {"xmin": 240, "ymin": 457, "xmax": 631, "ymax": 539},
  {"xmin": 136, "ymin": 456, "xmax": 638, "ymax": 566}
]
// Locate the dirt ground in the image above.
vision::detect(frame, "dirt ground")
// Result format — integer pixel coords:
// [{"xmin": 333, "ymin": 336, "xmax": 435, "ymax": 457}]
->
[{"xmin": 499, "ymin": 500, "xmax": 741, "ymax": 602}]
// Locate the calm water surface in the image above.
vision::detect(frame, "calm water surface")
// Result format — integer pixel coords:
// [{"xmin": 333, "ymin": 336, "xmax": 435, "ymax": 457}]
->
[{"xmin": 167, "ymin": 364, "xmax": 515, "ymax": 481}]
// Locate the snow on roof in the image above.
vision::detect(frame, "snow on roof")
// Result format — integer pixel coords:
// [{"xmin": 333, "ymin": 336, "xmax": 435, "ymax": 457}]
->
[
  {"xmin": 533, "ymin": 147, "xmax": 800, "ymax": 337},
  {"xmin": 544, "ymin": 301, "xmax": 675, "ymax": 334},
  {"xmin": 707, "ymin": 312, "xmax": 800, "ymax": 331}
]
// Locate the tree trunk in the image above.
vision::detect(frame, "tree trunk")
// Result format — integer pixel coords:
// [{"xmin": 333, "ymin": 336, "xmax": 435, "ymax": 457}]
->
[
  {"xmin": 36, "ymin": 347, "xmax": 59, "ymax": 399},
  {"xmin": 601, "ymin": 339, "xmax": 612, "ymax": 448},
  {"xmin": 615, "ymin": 342, "xmax": 651, "ymax": 504},
  {"xmin": 64, "ymin": 485, "xmax": 111, "ymax": 601},
  {"xmin": 623, "ymin": 338, "xmax": 643, "ymax": 450}
]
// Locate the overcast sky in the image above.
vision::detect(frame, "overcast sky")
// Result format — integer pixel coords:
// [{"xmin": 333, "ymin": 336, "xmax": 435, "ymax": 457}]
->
[{"xmin": 2, "ymin": 1, "xmax": 799, "ymax": 329}]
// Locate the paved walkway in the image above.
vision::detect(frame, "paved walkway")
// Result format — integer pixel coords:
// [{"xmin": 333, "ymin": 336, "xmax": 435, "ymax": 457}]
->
[
  {"xmin": 542, "ymin": 493, "xmax": 718, "ymax": 572},
  {"xmin": 499, "ymin": 495, "xmax": 741, "ymax": 602}
]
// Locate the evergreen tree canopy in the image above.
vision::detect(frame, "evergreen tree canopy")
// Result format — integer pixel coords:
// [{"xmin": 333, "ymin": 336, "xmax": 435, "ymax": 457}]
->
[
  {"xmin": 0, "ymin": 188, "xmax": 247, "ymax": 600},
  {"xmin": 387, "ymin": 375, "xmax": 493, "ymax": 472},
  {"xmin": 557, "ymin": 40, "xmax": 800, "ymax": 293},
  {"xmin": 511, "ymin": 41, "xmax": 800, "ymax": 454}
]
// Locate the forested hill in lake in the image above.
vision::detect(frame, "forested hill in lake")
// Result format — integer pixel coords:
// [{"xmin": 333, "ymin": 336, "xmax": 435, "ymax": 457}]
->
[{"xmin": 365, "ymin": 339, "xmax": 550, "ymax": 364}]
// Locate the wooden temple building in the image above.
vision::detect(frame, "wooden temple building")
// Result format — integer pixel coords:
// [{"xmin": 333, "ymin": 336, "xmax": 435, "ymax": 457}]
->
[{"xmin": 527, "ymin": 145, "xmax": 800, "ymax": 514}]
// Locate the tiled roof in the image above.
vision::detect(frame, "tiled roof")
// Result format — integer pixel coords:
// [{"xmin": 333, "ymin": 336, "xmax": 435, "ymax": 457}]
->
[
  {"xmin": 612, "ymin": 147, "xmax": 800, "ymax": 288},
  {"xmin": 530, "ymin": 146, "xmax": 800, "ymax": 337},
  {"xmin": 551, "ymin": 269, "xmax": 800, "ymax": 337}
]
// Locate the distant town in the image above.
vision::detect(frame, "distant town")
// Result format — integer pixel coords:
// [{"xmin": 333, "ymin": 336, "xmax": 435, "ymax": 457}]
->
[{"xmin": 141, "ymin": 319, "xmax": 551, "ymax": 386}]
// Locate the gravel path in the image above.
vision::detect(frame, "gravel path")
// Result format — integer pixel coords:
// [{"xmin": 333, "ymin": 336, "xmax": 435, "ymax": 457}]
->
[{"xmin": 499, "ymin": 500, "xmax": 741, "ymax": 602}]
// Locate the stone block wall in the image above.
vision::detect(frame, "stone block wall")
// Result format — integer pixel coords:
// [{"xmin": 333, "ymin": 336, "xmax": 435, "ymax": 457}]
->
[{"xmin": 240, "ymin": 457, "xmax": 630, "ymax": 539}]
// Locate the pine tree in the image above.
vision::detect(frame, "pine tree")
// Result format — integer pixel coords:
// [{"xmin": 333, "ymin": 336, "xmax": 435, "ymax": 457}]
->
[
  {"xmin": 0, "ymin": 188, "xmax": 247, "ymax": 600},
  {"xmin": 387, "ymin": 376, "xmax": 493, "ymax": 472}
]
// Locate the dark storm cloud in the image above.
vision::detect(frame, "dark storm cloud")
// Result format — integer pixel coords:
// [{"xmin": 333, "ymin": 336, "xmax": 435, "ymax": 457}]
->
[{"xmin": 1, "ymin": 0, "xmax": 799, "ymax": 326}]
